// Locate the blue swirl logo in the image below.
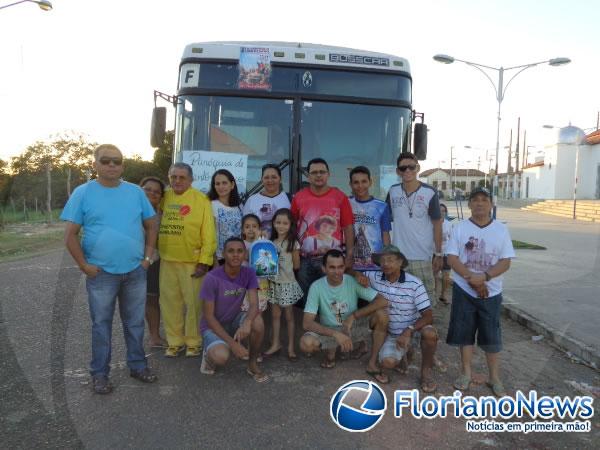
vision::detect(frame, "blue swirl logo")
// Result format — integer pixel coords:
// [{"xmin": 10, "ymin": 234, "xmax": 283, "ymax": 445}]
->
[{"xmin": 330, "ymin": 380, "xmax": 387, "ymax": 432}]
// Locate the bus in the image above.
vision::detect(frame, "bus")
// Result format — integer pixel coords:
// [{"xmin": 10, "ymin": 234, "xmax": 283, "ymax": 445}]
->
[{"xmin": 151, "ymin": 41, "xmax": 427, "ymax": 199}]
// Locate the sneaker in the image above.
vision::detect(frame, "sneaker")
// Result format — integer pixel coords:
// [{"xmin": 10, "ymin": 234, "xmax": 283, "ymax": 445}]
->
[
  {"xmin": 200, "ymin": 351, "xmax": 215, "ymax": 375},
  {"xmin": 164, "ymin": 346, "xmax": 185, "ymax": 357},
  {"xmin": 185, "ymin": 346, "xmax": 202, "ymax": 357},
  {"xmin": 92, "ymin": 375, "xmax": 113, "ymax": 394},
  {"xmin": 130, "ymin": 367, "xmax": 157, "ymax": 383}
]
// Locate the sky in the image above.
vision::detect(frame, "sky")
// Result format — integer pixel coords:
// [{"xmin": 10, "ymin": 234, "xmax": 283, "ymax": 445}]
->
[{"xmin": 0, "ymin": 0, "xmax": 598, "ymax": 172}]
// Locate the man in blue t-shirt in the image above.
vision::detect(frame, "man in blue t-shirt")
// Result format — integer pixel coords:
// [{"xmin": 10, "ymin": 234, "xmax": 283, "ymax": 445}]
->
[
  {"xmin": 348, "ymin": 165, "xmax": 391, "ymax": 272},
  {"xmin": 61, "ymin": 144, "xmax": 158, "ymax": 394},
  {"xmin": 300, "ymin": 249, "xmax": 390, "ymax": 384}
]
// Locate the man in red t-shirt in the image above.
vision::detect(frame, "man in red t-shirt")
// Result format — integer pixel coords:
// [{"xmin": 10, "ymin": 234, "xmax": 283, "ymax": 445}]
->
[{"xmin": 291, "ymin": 158, "xmax": 354, "ymax": 307}]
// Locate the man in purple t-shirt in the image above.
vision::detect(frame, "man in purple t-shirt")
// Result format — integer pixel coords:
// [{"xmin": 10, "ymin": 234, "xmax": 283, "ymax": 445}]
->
[{"xmin": 199, "ymin": 237, "xmax": 269, "ymax": 382}]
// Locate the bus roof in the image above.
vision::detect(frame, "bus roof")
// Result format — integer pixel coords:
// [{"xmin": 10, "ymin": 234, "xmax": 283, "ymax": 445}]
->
[{"xmin": 182, "ymin": 41, "xmax": 410, "ymax": 73}]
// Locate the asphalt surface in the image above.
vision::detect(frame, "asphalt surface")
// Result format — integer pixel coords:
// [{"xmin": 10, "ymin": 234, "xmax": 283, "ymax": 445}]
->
[{"xmin": 1, "ymin": 246, "xmax": 599, "ymax": 449}]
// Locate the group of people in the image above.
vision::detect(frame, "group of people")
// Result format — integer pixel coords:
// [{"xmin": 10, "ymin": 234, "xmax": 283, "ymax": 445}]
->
[{"xmin": 61, "ymin": 144, "xmax": 514, "ymax": 398}]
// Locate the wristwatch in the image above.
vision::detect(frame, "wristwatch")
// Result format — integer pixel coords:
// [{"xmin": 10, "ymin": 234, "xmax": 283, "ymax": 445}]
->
[
  {"xmin": 144, "ymin": 256, "xmax": 153, "ymax": 265},
  {"xmin": 434, "ymin": 252, "xmax": 443, "ymax": 257}
]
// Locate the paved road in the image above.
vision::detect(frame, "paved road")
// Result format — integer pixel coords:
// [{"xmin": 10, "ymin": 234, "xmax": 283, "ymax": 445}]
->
[
  {"xmin": 497, "ymin": 206, "xmax": 600, "ymax": 364},
  {"xmin": 1, "ymin": 248, "xmax": 599, "ymax": 449}
]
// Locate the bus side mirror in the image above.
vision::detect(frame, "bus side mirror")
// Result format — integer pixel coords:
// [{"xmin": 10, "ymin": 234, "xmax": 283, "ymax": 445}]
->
[
  {"xmin": 151, "ymin": 107, "xmax": 167, "ymax": 148},
  {"xmin": 413, "ymin": 123, "xmax": 428, "ymax": 160}
]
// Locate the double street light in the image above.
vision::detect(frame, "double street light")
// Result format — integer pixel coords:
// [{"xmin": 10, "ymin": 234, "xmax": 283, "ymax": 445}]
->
[
  {"xmin": 433, "ymin": 53, "xmax": 571, "ymax": 217},
  {"xmin": 0, "ymin": 0, "xmax": 52, "ymax": 11}
]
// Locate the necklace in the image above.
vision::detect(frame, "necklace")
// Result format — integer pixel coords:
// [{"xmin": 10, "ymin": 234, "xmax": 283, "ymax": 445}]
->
[{"xmin": 402, "ymin": 185, "xmax": 419, "ymax": 218}]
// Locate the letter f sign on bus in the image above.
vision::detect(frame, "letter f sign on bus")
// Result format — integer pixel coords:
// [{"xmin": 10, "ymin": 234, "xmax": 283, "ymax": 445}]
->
[{"xmin": 180, "ymin": 64, "xmax": 200, "ymax": 88}]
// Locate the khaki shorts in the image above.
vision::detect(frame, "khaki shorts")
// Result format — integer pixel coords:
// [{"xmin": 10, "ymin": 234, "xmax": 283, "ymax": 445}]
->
[
  {"xmin": 303, "ymin": 316, "xmax": 371, "ymax": 350},
  {"xmin": 408, "ymin": 259, "xmax": 436, "ymax": 307}
]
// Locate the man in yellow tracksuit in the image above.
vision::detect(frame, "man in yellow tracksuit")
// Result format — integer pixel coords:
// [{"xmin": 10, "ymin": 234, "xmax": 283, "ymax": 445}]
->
[{"xmin": 159, "ymin": 162, "xmax": 216, "ymax": 357}]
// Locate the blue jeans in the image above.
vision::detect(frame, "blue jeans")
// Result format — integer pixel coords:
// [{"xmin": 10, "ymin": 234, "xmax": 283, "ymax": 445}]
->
[
  {"xmin": 85, "ymin": 265, "xmax": 148, "ymax": 376},
  {"xmin": 296, "ymin": 257, "xmax": 324, "ymax": 309}
]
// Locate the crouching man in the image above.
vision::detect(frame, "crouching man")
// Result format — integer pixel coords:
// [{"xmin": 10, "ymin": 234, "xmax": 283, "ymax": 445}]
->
[
  {"xmin": 365, "ymin": 245, "xmax": 438, "ymax": 392},
  {"xmin": 199, "ymin": 237, "xmax": 269, "ymax": 383},
  {"xmin": 299, "ymin": 249, "xmax": 389, "ymax": 383}
]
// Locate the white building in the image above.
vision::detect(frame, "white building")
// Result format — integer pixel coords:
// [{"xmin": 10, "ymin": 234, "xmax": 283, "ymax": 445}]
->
[
  {"xmin": 521, "ymin": 126, "xmax": 600, "ymax": 199},
  {"xmin": 419, "ymin": 168, "xmax": 486, "ymax": 198}
]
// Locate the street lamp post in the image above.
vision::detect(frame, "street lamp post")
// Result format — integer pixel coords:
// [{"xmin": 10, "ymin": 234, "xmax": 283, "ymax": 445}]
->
[
  {"xmin": 0, "ymin": 0, "xmax": 52, "ymax": 10},
  {"xmin": 433, "ymin": 53, "xmax": 570, "ymax": 218}
]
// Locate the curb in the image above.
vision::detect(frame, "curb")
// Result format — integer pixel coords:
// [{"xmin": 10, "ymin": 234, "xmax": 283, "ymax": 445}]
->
[{"xmin": 502, "ymin": 302, "xmax": 599, "ymax": 371}]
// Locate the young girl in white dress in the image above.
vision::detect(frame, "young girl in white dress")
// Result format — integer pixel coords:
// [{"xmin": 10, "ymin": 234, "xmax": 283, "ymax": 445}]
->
[{"xmin": 263, "ymin": 208, "xmax": 303, "ymax": 361}]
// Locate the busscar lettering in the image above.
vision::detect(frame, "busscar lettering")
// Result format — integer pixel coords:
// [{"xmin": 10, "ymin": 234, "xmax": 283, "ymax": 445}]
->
[{"xmin": 329, "ymin": 53, "xmax": 390, "ymax": 67}]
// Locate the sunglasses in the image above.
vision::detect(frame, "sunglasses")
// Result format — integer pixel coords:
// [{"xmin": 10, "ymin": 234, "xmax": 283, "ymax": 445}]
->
[
  {"xmin": 398, "ymin": 164, "xmax": 417, "ymax": 172},
  {"xmin": 99, "ymin": 157, "xmax": 123, "ymax": 166}
]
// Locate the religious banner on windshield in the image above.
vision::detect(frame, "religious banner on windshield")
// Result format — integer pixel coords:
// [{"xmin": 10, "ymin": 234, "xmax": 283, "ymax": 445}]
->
[{"xmin": 238, "ymin": 47, "xmax": 272, "ymax": 90}]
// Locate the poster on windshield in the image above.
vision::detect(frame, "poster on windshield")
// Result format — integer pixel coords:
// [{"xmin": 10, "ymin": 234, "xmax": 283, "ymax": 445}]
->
[
  {"xmin": 181, "ymin": 150, "xmax": 248, "ymax": 194},
  {"xmin": 238, "ymin": 47, "xmax": 272, "ymax": 90}
]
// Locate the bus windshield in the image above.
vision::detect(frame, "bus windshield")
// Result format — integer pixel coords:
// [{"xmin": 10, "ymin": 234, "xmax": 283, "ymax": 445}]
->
[{"xmin": 175, "ymin": 94, "xmax": 410, "ymax": 198}]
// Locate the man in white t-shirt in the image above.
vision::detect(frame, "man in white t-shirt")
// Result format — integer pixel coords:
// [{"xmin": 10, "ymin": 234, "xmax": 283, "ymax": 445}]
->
[
  {"xmin": 446, "ymin": 187, "xmax": 515, "ymax": 398},
  {"xmin": 386, "ymin": 152, "xmax": 443, "ymax": 307}
]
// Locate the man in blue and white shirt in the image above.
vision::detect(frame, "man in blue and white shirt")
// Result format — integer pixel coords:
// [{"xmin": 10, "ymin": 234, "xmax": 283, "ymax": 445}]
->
[{"xmin": 366, "ymin": 245, "xmax": 439, "ymax": 392}]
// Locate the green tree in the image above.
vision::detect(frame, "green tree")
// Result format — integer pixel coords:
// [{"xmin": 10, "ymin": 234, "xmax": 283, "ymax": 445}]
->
[
  {"xmin": 122, "ymin": 154, "xmax": 162, "ymax": 185},
  {"xmin": 152, "ymin": 129, "xmax": 174, "ymax": 180}
]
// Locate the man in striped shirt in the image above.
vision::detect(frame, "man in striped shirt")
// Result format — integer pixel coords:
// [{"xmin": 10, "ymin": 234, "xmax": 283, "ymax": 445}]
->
[{"xmin": 365, "ymin": 245, "xmax": 438, "ymax": 392}]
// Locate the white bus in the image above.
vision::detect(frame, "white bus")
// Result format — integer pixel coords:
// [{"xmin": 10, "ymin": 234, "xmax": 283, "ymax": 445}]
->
[{"xmin": 151, "ymin": 41, "xmax": 427, "ymax": 198}]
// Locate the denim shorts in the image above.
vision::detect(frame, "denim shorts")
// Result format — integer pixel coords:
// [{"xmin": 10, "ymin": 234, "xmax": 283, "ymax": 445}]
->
[
  {"xmin": 202, "ymin": 312, "xmax": 247, "ymax": 351},
  {"xmin": 446, "ymin": 283, "xmax": 503, "ymax": 353}
]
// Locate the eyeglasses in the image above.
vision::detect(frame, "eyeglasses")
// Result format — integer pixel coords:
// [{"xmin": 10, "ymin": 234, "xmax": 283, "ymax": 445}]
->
[
  {"xmin": 309, "ymin": 170, "xmax": 328, "ymax": 176},
  {"xmin": 99, "ymin": 157, "xmax": 123, "ymax": 166},
  {"xmin": 143, "ymin": 186, "xmax": 162, "ymax": 195},
  {"xmin": 398, "ymin": 164, "xmax": 417, "ymax": 172}
]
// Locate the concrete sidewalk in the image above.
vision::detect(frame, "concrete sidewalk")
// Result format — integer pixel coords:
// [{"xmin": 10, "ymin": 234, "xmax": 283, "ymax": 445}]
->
[{"xmin": 496, "ymin": 204, "xmax": 600, "ymax": 368}]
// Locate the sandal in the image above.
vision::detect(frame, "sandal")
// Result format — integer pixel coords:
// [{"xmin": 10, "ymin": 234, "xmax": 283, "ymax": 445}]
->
[
  {"xmin": 420, "ymin": 377, "xmax": 437, "ymax": 393},
  {"xmin": 486, "ymin": 381, "xmax": 507, "ymax": 397},
  {"xmin": 164, "ymin": 346, "xmax": 185, "ymax": 358},
  {"xmin": 453, "ymin": 374, "xmax": 471, "ymax": 391},
  {"xmin": 287, "ymin": 353, "xmax": 299, "ymax": 363},
  {"xmin": 320, "ymin": 356, "xmax": 336, "ymax": 369},
  {"xmin": 200, "ymin": 352, "xmax": 215, "ymax": 375},
  {"xmin": 246, "ymin": 368, "xmax": 270, "ymax": 383},
  {"xmin": 92, "ymin": 375, "xmax": 113, "ymax": 394},
  {"xmin": 130, "ymin": 367, "xmax": 157, "ymax": 383},
  {"xmin": 366, "ymin": 368, "xmax": 390, "ymax": 384},
  {"xmin": 394, "ymin": 357, "xmax": 409, "ymax": 375}
]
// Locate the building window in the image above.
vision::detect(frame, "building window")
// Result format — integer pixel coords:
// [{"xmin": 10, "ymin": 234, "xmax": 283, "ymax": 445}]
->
[
  {"xmin": 442, "ymin": 181, "xmax": 447, "ymax": 190},
  {"xmin": 433, "ymin": 181, "xmax": 438, "ymax": 188},
  {"xmin": 471, "ymin": 181, "xmax": 476, "ymax": 190}
]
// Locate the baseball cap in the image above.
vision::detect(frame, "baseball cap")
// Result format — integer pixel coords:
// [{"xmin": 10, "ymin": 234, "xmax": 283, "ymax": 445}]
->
[
  {"xmin": 372, "ymin": 244, "xmax": 408, "ymax": 266},
  {"xmin": 469, "ymin": 187, "xmax": 491, "ymax": 200}
]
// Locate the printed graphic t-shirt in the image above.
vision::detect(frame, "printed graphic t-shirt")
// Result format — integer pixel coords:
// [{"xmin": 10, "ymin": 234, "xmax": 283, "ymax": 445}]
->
[
  {"xmin": 199, "ymin": 265, "xmax": 259, "ymax": 332},
  {"xmin": 304, "ymin": 274, "xmax": 377, "ymax": 328},
  {"xmin": 291, "ymin": 187, "xmax": 354, "ymax": 257},
  {"xmin": 446, "ymin": 218, "xmax": 515, "ymax": 298},
  {"xmin": 159, "ymin": 188, "xmax": 216, "ymax": 265},
  {"xmin": 211, "ymin": 200, "xmax": 242, "ymax": 259},
  {"xmin": 349, "ymin": 196, "xmax": 392, "ymax": 271},
  {"xmin": 242, "ymin": 191, "xmax": 290, "ymax": 235},
  {"xmin": 386, "ymin": 182, "xmax": 441, "ymax": 261}
]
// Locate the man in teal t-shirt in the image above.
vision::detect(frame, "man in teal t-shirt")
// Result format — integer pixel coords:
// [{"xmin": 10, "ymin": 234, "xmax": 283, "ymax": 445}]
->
[{"xmin": 300, "ymin": 249, "xmax": 390, "ymax": 384}]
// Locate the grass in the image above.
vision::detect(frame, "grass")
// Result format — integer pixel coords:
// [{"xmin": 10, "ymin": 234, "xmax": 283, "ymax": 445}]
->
[
  {"xmin": 0, "ymin": 225, "xmax": 64, "ymax": 262},
  {"xmin": 512, "ymin": 240, "xmax": 547, "ymax": 250},
  {"xmin": 0, "ymin": 208, "xmax": 62, "ymax": 225}
]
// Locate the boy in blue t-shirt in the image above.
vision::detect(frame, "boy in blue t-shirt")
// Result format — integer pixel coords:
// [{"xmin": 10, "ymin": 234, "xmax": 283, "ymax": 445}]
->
[{"xmin": 348, "ymin": 166, "xmax": 392, "ymax": 273}]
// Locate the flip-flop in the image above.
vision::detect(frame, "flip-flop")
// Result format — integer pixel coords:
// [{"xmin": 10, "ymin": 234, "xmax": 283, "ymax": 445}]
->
[
  {"xmin": 320, "ymin": 357, "xmax": 336, "ymax": 369},
  {"xmin": 246, "ymin": 368, "xmax": 270, "ymax": 383},
  {"xmin": 366, "ymin": 369, "xmax": 390, "ymax": 384},
  {"xmin": 486, "ymin": 381, "xmax": 507, "ymax": 397},
  {"xmin": 287, "ymin": 354, "xmax": 299, "ymax": 363},
  {"xmin": 420, "ymin": 377, "xmax": 437, "ymax": 393},
  {"xmin": 262, "ymin": 348, "xmax": 281, "ymax": 358},
  {"xmin": 434, "ymin": 357, "xmax": 448, "ymax": 373},
  {"xmin": 453, "ymin": 374, "xmax": 471, "ymax": 391}
]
